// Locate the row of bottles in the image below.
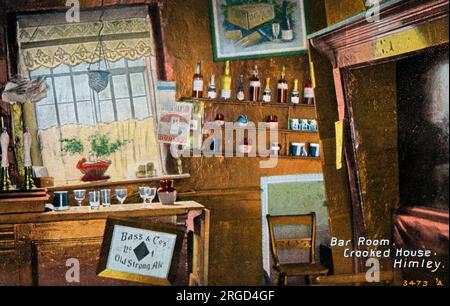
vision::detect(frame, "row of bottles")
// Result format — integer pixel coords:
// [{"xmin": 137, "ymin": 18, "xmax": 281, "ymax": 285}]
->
[{"xmin": 192, "ymin": 60, "xmax": 315, "ymax": 105}]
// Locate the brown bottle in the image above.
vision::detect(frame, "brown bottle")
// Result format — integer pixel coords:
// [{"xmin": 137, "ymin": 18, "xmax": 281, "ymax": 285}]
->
[
  {"xmin": 192, "ymin": 60, "xmax": 204, "ymax": 98},
  {"xmin": 249, "ymin": 65, "xmax": 261, "ymax": 102},
  {"xmin": 303, "ymin": 81, "xmax": 315, "ymax": 105},
  {"xmin": 277, "ymin": 66, "xmax": 288, "ymax": 103}
]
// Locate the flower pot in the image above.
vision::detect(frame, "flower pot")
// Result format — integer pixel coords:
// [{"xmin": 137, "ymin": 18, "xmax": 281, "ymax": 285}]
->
[{"xmin": 76, "ymin": 158, "xmax": 112, "ymax": 182}]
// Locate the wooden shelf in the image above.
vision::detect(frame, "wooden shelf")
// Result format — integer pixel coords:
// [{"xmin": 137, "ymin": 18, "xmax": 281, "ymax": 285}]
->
[
  {"xmin": 207, "ymin": 125, "xmax": 319, "ymax": 135},
  {"xmin": 180, "ymin": 151, "xmax": 320, "ymax": 160},
  {"xmin": 182, "ymin": 97, "xmax": 316, "ymax": 108},
  {"xmin": 48, "ymin": 174, "xmax": 191, "ymax": 192}
]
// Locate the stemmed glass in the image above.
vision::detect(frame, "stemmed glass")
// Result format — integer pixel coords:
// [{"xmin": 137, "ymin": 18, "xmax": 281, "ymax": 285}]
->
[
  {"xmin": 146, "ymin": 188, "xmax": 157, "ymax": 205},
  {"xmin": 73, "ymin": 190, "xmax": 86, "ymax": 210},
  {"xmin": 115, "ymin": 189, "xmax": 128, "ymax": 209},
  {"xmin": 139, "ymin": 187, "xmax": 149, "ymax": 206},
  {"xmin": 272, "ymin": 23, "xmax": 281, "ymax": 42}
]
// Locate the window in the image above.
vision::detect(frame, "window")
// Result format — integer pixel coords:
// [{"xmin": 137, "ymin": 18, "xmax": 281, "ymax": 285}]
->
[
  {"xmin": 31, "ymin": 58, "xmax": 153, "ymax": 130},
  {"xmin": 15, "ymin": 6, "xmax": 163, "ymax": 184}
]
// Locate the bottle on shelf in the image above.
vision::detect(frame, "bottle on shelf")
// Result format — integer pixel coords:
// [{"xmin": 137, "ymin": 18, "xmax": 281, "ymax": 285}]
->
[
  {"xmin": 262, "ymin": 78, "xmax": 272, "ymax": 103},
  {"xmin": 281, "ymin": 0, "xmax": 294, "ymax": 41},
  {"xmin": 303, "ymin": 81, "xmax": 315, "ymax": 105},
  {"xmin": 249, "ymin": 65, "xmax": 261, "ymax": 102},
  {"xmin": 192, "ymin": 59, "xmax": 204, "ymax": 98},
  {"xmin": 277, "ymin": 66, "xmax": 288, "ymax": 103},
  {"xmin": 220, "ymin": 61, "xmax": 232, "ymax": 100},
  {"xmin": 207, "ymin": 74, "xmax": 217, "ymax": 99},
  {"xmin": 291, "ymin": 79, "xmax": 300, "ymax": 104},
  {"xmin": 237, "ymin": 74, "xmax": 245, "ymax": 101}
]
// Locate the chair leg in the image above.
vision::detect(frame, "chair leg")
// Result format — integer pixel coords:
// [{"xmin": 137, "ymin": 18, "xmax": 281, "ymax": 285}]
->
[
  {"xmin": 277, "ymin": 272, "xmax": 287, "ymax": 286},
  {"xmin": 305, "ymin": 275, "xmax": 311, "ymax": 285}
]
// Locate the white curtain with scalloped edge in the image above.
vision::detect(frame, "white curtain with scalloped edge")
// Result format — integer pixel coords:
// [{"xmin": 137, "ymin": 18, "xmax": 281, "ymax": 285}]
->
[{"xmin": 16, "ymin": 6, "xmax": 163, "ymax": 185}]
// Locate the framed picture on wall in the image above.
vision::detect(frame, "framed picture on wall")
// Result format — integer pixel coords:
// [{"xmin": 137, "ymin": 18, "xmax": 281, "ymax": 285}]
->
[{"xmin": 209, "ymin": 0, "xmax": 309, "ymax": 61}]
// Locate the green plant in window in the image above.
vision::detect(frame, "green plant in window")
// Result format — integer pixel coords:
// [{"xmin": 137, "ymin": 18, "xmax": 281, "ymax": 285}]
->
[
  {"xmin": 88, "ymin": 134, "xmax": 128, "ymax": 160},
  {"xmin": 61, "ymin": 134, "xmax": 127, "ymax": 161},
  {"xmin": 61, "ymin": 138, "xmax": 84, "ymax": 155}
]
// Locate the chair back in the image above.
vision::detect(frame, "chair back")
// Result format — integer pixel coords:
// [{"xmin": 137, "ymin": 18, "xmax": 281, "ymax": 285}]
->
[{"xmin": 267, "ymin": 213, "xmax": 317, "ymax": 267}]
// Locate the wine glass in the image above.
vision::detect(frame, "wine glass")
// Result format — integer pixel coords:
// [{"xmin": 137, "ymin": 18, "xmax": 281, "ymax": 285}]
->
[
  {"xmin": 115, "ymin": 189, "xmax": 128, "ymax": 209},
  {"xmin": 73, "ymin": 190, "xmax": 86, "ymax": 209},
  {"xmin": 272, "ymin": 23, "xmax": 281, "ymax": 42},
  {"xmin": 139, "ymin": 186, "xmax": 149, "ymax": 206},
  {"xmin": 146, "ymin": 187, "xmax": 157, "ymax": 205}
]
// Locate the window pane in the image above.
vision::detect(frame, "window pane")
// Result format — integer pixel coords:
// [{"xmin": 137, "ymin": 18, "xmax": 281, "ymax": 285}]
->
[
  {"xmin": 52, "ymin": 64, "xmax": 71, "ymax": 74},
  {"xmin": 36, "ymin": 104, "xmax": 58, "ymax": 130},
  {"xmin": 98, "ymin": 82, "xmax": 112, "ymax": 100},
  {"xmin": 133, "ymin": 97, "xmax": 150, "ymax": 119},
  {"xmin": 54, "ymin": 76, "xmax": 74, "ymax": 103},
  {"xmin": 130, "ymin": 73, "xmax": 146, "ymax": 96},
  {"xmin": 36, "ymin": 78, "xmax": 55, "ymax": 105},
  {"xmin": 76, "ymin": 101, "xmax": 95, "ymax": 126},
  {"xmin": 72, "ymin": 62, "xmax": 90, "ymax": 72},
  {"xmin": 73, "ymin": 75, "xmax": 91, "ymax": 101},
  {"xmin": 30, "ymin": 66, "xmax": 51, "ymax": 77},
  {"xmin": 112, "ymin": 75, "xmax": 129, "ymax": 98},
  {"xmin": 109, "ymin": 59, "xmax": 125, "ymax": 69},
  {"xmin": 99, "ymin": 100, "xmax": 115, "ymax": 123},
  {"xmin": 116, "ymin": 98, "xmax": 132, "ymax": 121},
  {"xmin": 128, "ymin": 58, "xmax": 145, "ymax": 67},
  {"xmin": 58, "ymin": 103, "xmax": 77, "ymax": 125}
]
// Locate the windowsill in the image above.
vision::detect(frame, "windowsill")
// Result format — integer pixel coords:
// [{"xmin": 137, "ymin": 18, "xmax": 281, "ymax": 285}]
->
[{"xmin": 47, "ymin": 173, "xmax": 191, "ymax": 192}]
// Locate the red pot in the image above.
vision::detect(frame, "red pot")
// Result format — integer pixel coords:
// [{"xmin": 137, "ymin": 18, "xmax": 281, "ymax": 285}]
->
[{"xmin": 76, "ymin": 158, "xmax": 112, "ymax": 182}]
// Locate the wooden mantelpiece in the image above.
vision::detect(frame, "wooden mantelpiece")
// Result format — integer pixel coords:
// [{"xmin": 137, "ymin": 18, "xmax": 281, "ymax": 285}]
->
[
  {"xmin": 309, "ymin": 0, "xmax": 449, "ymax": 69},
  {"xmin": 48, "ymin": 173, "xmax": 191, "ymax": 192},
  {"xmin": 308, "ymin": 0, "xmax": 449, "ymax": 273}
]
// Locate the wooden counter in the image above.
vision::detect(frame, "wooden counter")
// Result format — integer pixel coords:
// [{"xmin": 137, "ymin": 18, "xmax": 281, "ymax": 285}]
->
[{"xmin": 0, "ymin": 202, "xmax": 209, "ymax": 286}]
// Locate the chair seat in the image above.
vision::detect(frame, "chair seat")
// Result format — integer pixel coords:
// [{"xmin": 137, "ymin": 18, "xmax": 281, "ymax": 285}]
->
[{"xmin": 276, "ymin": 263, "xmax": 329, "ymax": 276}]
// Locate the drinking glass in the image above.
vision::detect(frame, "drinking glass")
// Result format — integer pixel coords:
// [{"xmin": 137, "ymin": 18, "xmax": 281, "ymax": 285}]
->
[
  {"xmin": 101, "ymin": 189, "xmax": 112, "ymax": 207},
  {"xmin": 139, "ymin": 186, "xmax": 149, "ymax": 205},
  {"xmin": 272, "ymin": 23, "xmax": 281, "ymax": 41},
  {"xmin": 89, "ymin": 191, "xmax": 100, "ymax": 210},
  {"xmin": 73, "ymin": 190, "xmax": 86, "ymax": 209},
  {"xmin": 115, "ymin": 189, "xmax": 128, "ymax": 209},
  {"xmin": 146, "ymin": 187, "xmax": 157, "ymax": 205}
]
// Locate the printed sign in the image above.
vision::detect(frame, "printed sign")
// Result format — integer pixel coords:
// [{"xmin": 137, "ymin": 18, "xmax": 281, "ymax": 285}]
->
[
  {"xmin": 157, "ymin": 102, "xmax": 193, "ymax": 145},
  {"xmin": 97, "ymin": 218, "xmax": 184, "ymax": 285}
]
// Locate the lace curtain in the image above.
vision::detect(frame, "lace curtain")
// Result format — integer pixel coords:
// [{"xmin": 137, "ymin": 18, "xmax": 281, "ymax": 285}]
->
[{"xmin": 17, "ymin": 6, "xmax": 155, "ymax": 71}]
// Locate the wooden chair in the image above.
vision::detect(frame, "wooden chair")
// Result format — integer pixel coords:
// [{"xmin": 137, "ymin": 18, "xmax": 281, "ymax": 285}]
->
[{"xmin": 267, "ymin": 213, "xmax": 329, "ymax": 285}]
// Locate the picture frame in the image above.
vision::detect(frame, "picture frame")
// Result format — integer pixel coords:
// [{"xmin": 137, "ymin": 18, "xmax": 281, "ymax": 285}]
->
[
  {"xmin": 209, "ymin": 0, "xmax": 310, "ymax": 61},
  {"xmin": 97, "ymin": 217, "xmax": 185, "ymax": 286}
]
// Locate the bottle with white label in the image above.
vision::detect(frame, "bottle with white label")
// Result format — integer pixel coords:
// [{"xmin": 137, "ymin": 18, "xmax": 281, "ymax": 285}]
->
[
  {"xmin": 237, "ymin": 74, "xmax": 245, "ymax": 101},
  {"xmin": 207, "ymin": 74, "xmax": 217, "ymax": 99},
  {"xmin": 277, "ymin": 66, "xmax": 288, "ymax": 103},
  {"xmin": 303, "ymin": 81, "xmax": 315, "ymax": 105},
  {"xmin": 249, "ymin": 65, "xmax": 261, "ymax": 102},
  {"xmin": 262, "ymin": 78, "xmax": 272, "ymax": 103},
  {"xmin": 221, "ymin": 61, "xmax": 232, "ymax": 100},
  {"xmin": 291, "ymin": 79, "xmax": 300, "ymax": 104},
  {"xmin": 192, "ymin": 60, "xmax": 203, "ymax": 98}
]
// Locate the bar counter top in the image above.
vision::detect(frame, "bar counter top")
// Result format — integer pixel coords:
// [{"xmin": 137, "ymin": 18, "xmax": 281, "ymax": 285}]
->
[{"xmin": 0, "ymin": 201, "xmax": 205, "ymax": 225}]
